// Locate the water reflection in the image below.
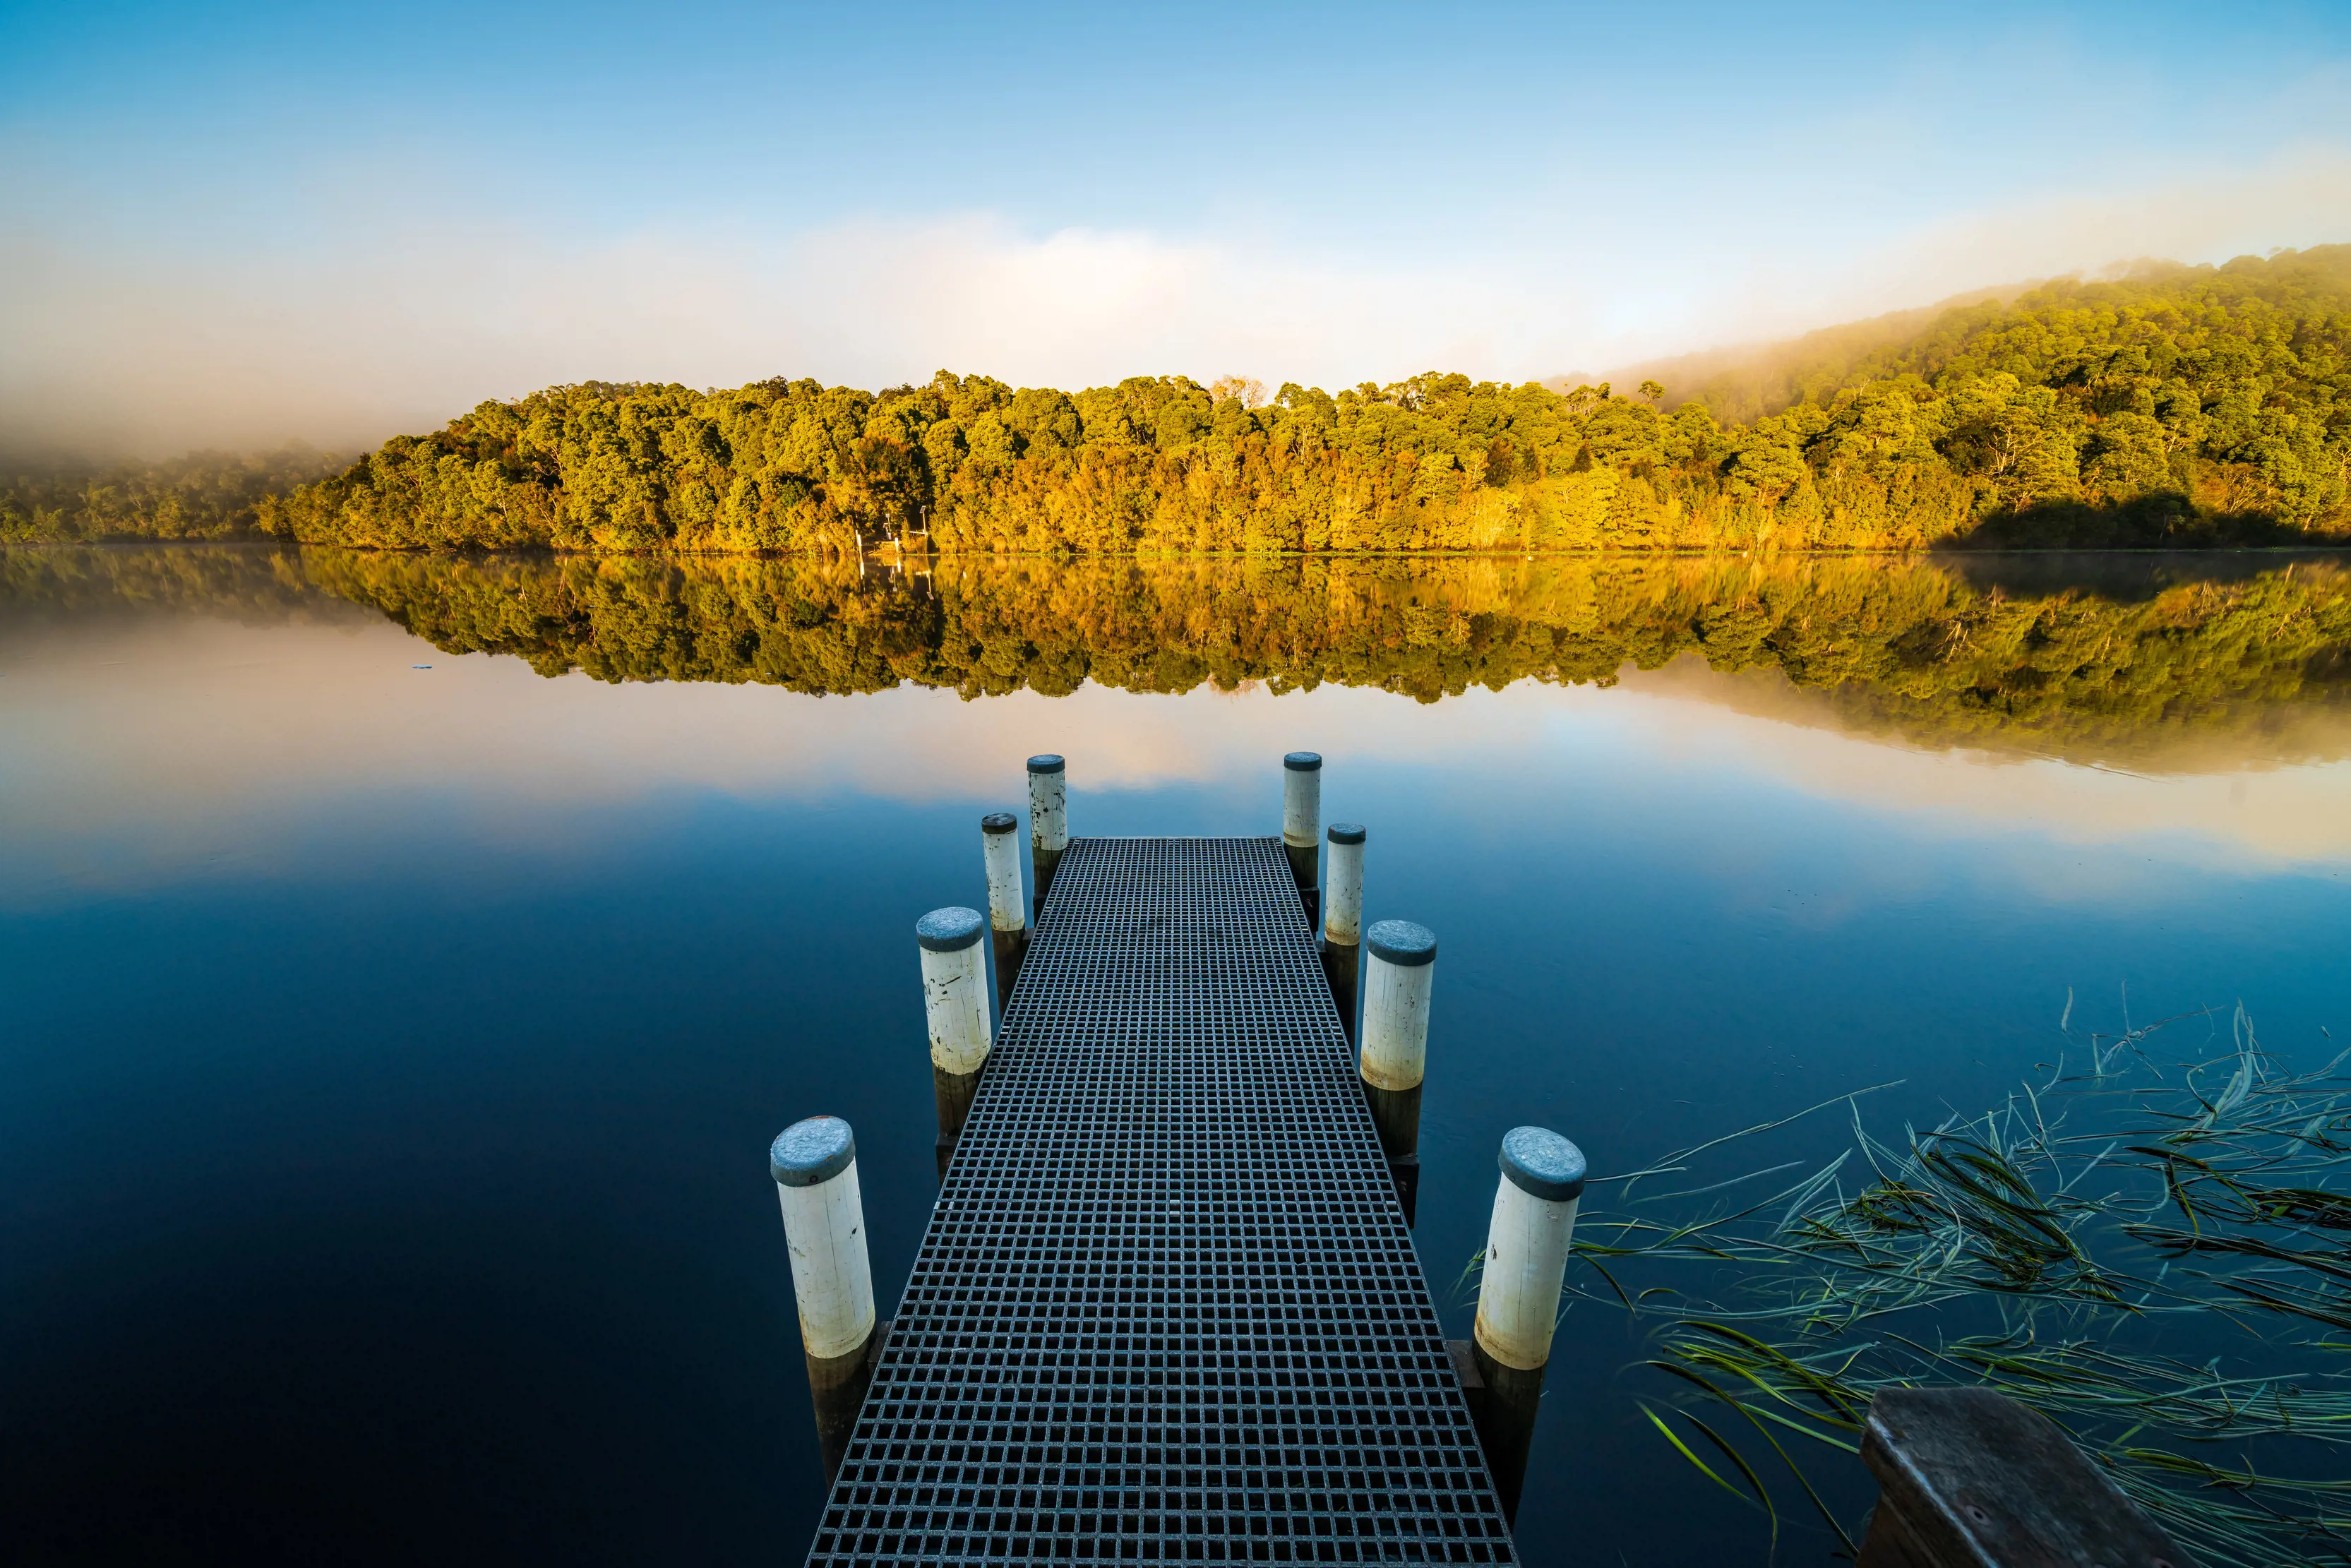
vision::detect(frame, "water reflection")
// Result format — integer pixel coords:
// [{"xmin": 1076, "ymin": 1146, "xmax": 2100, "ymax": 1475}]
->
[
  {"xmin": 17, "ymin": 544, "xmax": 2350, "ymax": 767},
  {"xmin": 301, "ymin": 548, "xmax": 2351, "ymax": 763},
  {"xmin": 5, "ymin": 545, "xmax": 2350, "ymax": 899},
  {"xmin": 5, "ymin": 545, "xmax": 2350, "ymax": 1565}
]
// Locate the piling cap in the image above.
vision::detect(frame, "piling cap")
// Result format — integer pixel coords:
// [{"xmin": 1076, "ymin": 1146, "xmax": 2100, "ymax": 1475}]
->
[
  {"xmin": 1327, "ymin": 822, "xmax": 1366, "ymax": 846},
  {"xmin": 771, "ymin": 1117, "xmax": 856, "ymax": 1187},
  {"xmin": 1367, "ymin": 918, "xmax": 1437, "ymax": 967},
  {"xmin": 981, "ymin": 812, "xmax": 1019, "ymax": 835},
  {"xmin": 1283, "ymin": 751, "xmax": 1323, "ymax": 772},
  {"xmin": 1500, "ymin": 1127, "xmax": 1586, "ymax": 1202},
  {"xmin": 1027, "ymin": 754, "xmax": 1065, "ymax": 774},
  {"xmin": 916, "ymin": 906, "xmax": 986, "ymax": 952}
]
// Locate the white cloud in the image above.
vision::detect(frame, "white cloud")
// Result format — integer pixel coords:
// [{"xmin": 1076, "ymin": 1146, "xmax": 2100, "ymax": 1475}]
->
[
  {"xmin": 2, "ymin": 143, "xmax": 2348, "ymax": 459},
  {"xmin": 0, "ymin": 204, "xmax": 1514, "ymax": 456}
]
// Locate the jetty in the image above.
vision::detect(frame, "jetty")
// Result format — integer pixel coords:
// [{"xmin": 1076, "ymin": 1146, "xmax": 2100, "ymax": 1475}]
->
[
  {"xmin": 801, "ymin": 830, "xmax": 1520, "ymax": 1562},
  {"xmin": 763, "ymin": 754, "xmax": 2199, "ymax": 1567}
]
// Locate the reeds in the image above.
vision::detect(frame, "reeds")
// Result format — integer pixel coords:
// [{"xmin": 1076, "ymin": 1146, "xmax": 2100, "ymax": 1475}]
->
[{"xmin": 1565, "ymin": 1004, "xmax": 2351, "ymax": 1564}]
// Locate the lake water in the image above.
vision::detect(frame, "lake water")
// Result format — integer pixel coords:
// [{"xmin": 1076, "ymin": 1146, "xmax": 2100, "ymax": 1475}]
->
[{"xmin": 5, "ymin": 545, "xmax": 2347, "ymax": 1564}]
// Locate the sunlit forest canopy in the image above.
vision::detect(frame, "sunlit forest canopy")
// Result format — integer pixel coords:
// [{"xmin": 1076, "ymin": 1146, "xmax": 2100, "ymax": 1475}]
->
[
  {"xmin": 14, "ymin": 545, "xmax": 2344, "ymax": 770},
  {"xmin": 7, "ymin": 249, "xmax": 2350, "ymax": 554}
]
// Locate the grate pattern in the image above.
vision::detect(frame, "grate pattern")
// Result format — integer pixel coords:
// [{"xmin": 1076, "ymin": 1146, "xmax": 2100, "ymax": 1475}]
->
[{"xmin": 805, "ymin": 838, "xmax": 1517, "ymax": 1564}]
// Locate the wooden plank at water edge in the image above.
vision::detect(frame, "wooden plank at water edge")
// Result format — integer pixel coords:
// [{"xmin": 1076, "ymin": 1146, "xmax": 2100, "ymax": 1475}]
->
[{"xmin": 1858, "ymin": 1387, "xmax": 2193, "ymax": 1568}]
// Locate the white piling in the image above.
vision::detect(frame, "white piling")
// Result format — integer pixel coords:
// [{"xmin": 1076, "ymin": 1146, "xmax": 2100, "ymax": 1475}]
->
[
  {"xmin": 1359, "ymin": 917, "xmax": 1434, "ymax": 1173},
  {"xmin": 981, "ymin": 813, "xmax": 1029, "ymax": 1010},
  {"xmin": 1027, "ymin": 755, "xmax": 1067, "ymax": 904},
  {"xmin": 1472, "ymin": 1127, "xmax": 1586, "ymax": 1372},
  {"xmin": 1281, "ymin": 752, "xmax": 1322, "ymax": 897},
  {"xmin": 917, "ymin": 906, "xmax": 991, "ymax": 1077},
  {"xmin": 1359, "ymin": 919, "xmax": 1435, "ymax": 1094},
  {"xmin": 1324, "ymin": 823, "xmax": 1365, "ymax": 948},
  {"xmin": 770, "ymin": 1116, "xmax": 877, "ymax": 1363},
  {"xmin": 920, "ymin": 905, "xmax": 992, "ymax": 1163},
  {"xmin": 981, "ymin": 814, "xmax": 1026, "ymax": 937},
  {"xmin": 1282, "ymin": 751, "xmax": 1322, "ymax": 850}
]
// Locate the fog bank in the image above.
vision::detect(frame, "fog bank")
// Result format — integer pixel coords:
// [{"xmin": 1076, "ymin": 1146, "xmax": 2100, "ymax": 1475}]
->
[{"xmin": 6, "ymin": 148, "xmax": 2348, "ymax": 463}]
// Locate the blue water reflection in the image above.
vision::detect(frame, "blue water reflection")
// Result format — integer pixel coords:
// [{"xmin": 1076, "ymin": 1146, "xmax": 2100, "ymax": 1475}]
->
[{"xmin": 3, "ymin": 549, "xmax": 2347, "ymax": 1564}]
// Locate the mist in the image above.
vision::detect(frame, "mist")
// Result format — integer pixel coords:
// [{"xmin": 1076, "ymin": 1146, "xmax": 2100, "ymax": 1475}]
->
[{"xmin": 4, "ymin": 147, "xmax": 2349, "ymax": 465}]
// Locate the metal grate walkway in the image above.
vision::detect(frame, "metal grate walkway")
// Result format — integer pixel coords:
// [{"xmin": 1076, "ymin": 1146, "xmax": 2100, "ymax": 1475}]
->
[{"xmin": 803, "ymin": 838, "xmax": 1518, "ymax": 1564}]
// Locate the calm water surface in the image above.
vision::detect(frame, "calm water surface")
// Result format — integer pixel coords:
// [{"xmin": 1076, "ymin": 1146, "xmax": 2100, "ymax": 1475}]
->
[{"xmin": 4, "ymin": 546, "xmax": 2347, "ymax": 1564}]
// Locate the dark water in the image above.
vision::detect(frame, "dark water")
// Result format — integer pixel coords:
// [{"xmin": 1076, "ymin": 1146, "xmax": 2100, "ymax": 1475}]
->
[{"xmin": 4, "ymin": 546, "xmax": 2347, "ymax": 1564}]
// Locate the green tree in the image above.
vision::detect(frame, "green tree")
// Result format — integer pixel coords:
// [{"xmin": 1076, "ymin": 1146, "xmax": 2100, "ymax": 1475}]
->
[{"xmin": 21, "ymin": 247, "xmax": 2350, "ymax": 553}]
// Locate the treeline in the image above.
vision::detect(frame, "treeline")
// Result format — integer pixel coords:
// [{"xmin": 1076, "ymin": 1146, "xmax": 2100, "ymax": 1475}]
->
[
  {"xmin": 244, "ymin": 246, "xmax": 2351, "ymax": 554},
  {"xmin": 10, "ymin": 247, "xmax": 2347, "ymax": 553},
  {"xmin": 1596, "ymin": 282, "xmax": 2032, "ymax": 427},
  {"xmin": 293, "ymin": 549, "xmax": 2351, "ymax": 767},
  {"xmin": 0, "ymin": 445, "xmax": 347, "ymax": 544}
]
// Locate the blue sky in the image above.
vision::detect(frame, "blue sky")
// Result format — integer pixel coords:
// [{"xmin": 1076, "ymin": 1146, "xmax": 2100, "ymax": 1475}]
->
[{"xmin": 4, "ymin": 1, "xmax": 2350, "ymax": 454}]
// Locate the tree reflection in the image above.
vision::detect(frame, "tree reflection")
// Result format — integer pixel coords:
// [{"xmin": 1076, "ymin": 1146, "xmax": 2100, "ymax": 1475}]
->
[{"xmin": 8, "ymin": 544, "xmax": 2348, "ymax": 770}]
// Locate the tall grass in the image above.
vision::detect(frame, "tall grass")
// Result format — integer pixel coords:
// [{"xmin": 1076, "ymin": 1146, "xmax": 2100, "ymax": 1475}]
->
[{"xmin": 1568, "ymin": 1004, "xmax": 2351, "ymax": 1564}]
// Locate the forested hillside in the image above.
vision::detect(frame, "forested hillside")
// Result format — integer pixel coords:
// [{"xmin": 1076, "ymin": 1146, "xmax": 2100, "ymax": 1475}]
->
[
  {"xmin": 1592, "ymin": 282, "xmax": 2030, "ymax": 427},
  {"xmin": 0, "ymin": 445, "xmax": 347, "ymax": 545},
  {"xmin": 11, "ymin": 248, "xmax": 2349, "ymax": 553}
]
